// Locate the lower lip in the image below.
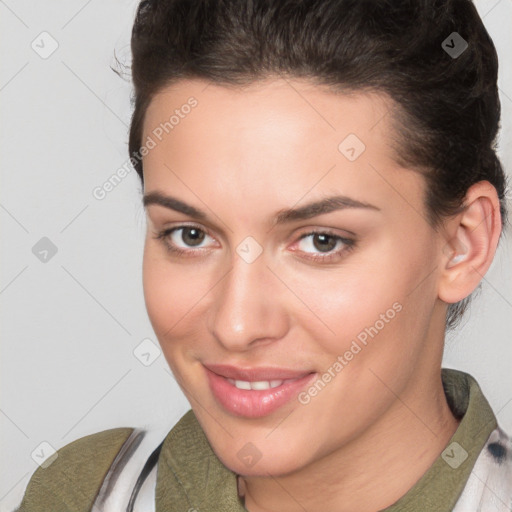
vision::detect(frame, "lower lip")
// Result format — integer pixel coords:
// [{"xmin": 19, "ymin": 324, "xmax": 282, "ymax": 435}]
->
[{"xmin": 204, "ymin": 367, "xmax": 316, "ymax": 418}]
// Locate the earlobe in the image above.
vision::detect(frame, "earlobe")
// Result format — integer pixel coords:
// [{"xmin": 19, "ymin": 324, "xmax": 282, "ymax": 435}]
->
[{"xmin": 438, "ymin": 181, "xmax": 502, "ymax": 305}]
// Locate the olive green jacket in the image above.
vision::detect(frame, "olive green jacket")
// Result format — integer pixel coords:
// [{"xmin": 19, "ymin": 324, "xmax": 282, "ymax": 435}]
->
[{"xmin": 16, "ymin": 369, "xmax": 512, "ymax": 511}]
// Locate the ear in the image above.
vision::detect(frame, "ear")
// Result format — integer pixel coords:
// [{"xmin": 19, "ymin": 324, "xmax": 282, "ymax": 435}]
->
[{"xmin": 438, "ymin": 181, "xmax": 502, "ymax": 304}]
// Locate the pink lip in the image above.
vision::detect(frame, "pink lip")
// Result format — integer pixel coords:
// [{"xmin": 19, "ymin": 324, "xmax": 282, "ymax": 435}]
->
[
  {"xmin": 203, "ymin": 363, "xmax": 313, "ymax": 381},
  {"xmin": 203, "ymin": 364, "xmax": 316, "ymax": 418}
]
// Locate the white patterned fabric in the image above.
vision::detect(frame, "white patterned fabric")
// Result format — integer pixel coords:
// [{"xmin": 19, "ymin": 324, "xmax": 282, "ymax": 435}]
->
[{"xmin": 453, "ymin": 425, "xmax": 512, "ymax": 512}]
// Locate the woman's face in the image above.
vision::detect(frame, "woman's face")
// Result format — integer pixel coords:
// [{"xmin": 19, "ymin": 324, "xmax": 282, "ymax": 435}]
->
[{"xmin": 141, "ymin": 78, "xmax": 449, "ymax": 476}]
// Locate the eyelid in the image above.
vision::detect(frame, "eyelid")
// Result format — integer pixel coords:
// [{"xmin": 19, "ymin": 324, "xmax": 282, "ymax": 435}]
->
[
  {"xmin": 147, "ymin": 209, "xmax": 227, "ymax": 239},
  {"xmin": 294, "ymin": 225, "xmax": 355, "ymax": 239},
  {"xmin": 289, "ymin": 229, "xmax": 355, "ymax": 260},
  {"xmin": 155, "ymin": 223, "xmax": 352, "ymax": 246},
  {"xmin": 158, "ymin": 222, "xmax": 219, "ymax": 249},
  {"xmin": 154, "ymin": 222, "xmax": 356, "ymax": 263}
]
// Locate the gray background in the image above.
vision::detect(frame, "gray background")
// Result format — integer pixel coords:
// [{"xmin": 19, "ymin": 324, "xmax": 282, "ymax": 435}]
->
[{"xmin": 1, "ymin": 1, "xmax": 511, "ymax": 510}]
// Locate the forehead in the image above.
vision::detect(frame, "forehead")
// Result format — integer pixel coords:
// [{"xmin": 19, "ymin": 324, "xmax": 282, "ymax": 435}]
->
[
  {"xmin": 143, "ymin": 78, "xmax": 395, "ymax": 147},
  {"xmin": 141, "ymin": 78, "xmax": 401, "ymax": 175},
  {"xmin": 140, "ymin": 78, "xmax": 424, "ymax": 225}
]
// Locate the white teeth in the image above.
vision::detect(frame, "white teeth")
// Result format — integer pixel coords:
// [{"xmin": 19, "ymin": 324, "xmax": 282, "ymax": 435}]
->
[
  {"xmin": 251, "ymin": 381, "xmax": 271, "ymax": 390},
  {"xmin": 227, "ymin": 378, "xmax": 285, "ymax": 390},
  {"xmin": 235, "ymin": 380, "xmax": 252, "ymax": 390}
]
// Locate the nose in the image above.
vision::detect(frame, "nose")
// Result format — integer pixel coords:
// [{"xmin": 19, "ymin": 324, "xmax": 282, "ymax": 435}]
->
[{"xmin": 207, "ymin": 247, "xmax": 289, "ymax": 352}]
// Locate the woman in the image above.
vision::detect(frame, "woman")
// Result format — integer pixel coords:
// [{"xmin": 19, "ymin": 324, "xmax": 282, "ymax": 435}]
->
[{"xmin": 17, "ymin": 0, "xmax": 511, "ymax": 511}]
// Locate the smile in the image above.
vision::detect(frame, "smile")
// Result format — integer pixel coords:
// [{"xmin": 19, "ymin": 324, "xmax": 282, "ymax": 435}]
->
[
  {"xmin": 203, "ymin": 364, "xmax": 317, "ymax": 418},
  {"xmin": 227, "ymin": 378, "xmax": 289, "ymax": 390}
]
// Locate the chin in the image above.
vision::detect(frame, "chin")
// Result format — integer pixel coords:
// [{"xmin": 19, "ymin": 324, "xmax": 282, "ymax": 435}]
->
[{"xmin": 212, "ymin": 442, "xmax": 312, "ymax": 478}]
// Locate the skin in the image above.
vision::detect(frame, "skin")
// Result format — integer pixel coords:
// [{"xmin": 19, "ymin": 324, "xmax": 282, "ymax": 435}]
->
[{"xmin": 141, "ymin": 78, "xmax": 501, "ymax": 512}]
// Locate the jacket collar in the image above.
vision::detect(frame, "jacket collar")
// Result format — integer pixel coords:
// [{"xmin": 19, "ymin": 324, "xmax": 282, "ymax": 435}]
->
[{"xmin": 155, "ymin": 368, "xmax": 497, "ymax": 511}]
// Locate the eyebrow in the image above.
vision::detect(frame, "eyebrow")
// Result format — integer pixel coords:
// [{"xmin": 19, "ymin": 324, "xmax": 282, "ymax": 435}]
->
[{"xmin": 142, "ymin": 191, "xmax": 380, "ymax": 225}]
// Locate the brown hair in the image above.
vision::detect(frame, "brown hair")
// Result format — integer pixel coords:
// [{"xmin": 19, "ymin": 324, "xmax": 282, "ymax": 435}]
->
[{"xmin": 126, "ymin": 0, "xmax": 508, "ymax": 329}]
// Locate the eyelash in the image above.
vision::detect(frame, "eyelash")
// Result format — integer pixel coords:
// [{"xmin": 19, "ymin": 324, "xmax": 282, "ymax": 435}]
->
[{"xmin": 152, "ymin": 224, "xmax": 356, "ymax": 263}]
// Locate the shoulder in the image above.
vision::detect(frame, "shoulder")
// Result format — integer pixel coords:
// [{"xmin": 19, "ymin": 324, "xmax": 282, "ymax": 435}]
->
[
  {"xmin": 453, "ymin": 425, "xmax": 512, "ymax": 511},
  {"xmin": 16, "ymin": 427, "xmax": 134, "ymax": 512}
]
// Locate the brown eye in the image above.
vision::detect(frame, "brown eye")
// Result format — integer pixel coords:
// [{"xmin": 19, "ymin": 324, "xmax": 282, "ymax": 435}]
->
[
  {"xmin": 294, "ymin": 230, "xmax": 356, "ymax": 263},
  {"xmin": 311, "ymin": 233, "xmax": 338, "ymax": 253},
  {"xmin": 154, "ymin": 224, "xmax": 215, "ymax": 256},
  {"xmin": 180, "ymin": 227, "xmax": 206, "ymax": 247}
]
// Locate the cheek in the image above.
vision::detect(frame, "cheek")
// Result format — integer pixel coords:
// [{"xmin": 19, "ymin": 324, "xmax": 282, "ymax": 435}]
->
[
  {"xmin": 281, "ymin": 254, "xmax": 403, "ymax": 353},
  {"xmin": 142, "ymin": 243, "xmax": 195, "ymax": 339},
  {"xmin": 296, "ymin": 239, "xmax": 431, "ymax": 361},
  {"xmin": 142, "ymin": 239, "xmax": 224, "ymax": 359}
]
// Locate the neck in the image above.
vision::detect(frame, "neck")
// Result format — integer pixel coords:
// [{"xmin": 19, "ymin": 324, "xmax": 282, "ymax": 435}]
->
[{"xmin": 238, "ymin": 368, "xmax": 460, "ymax": 512}]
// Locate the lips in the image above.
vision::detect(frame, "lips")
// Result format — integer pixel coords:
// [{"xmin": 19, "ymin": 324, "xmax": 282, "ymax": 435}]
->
[
  {"xmin": 203, "ymin": 363, "xmax": 316, "ymax": 418},
  {"xmin": 203, "ymin": 363, "xmax": 312, "ymax": 381}
]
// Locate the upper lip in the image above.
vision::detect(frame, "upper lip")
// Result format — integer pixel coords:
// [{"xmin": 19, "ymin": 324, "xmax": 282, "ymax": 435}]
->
[{"xmin": 203, "ymin": 363, "xmax": 314, "ymax": 381}]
